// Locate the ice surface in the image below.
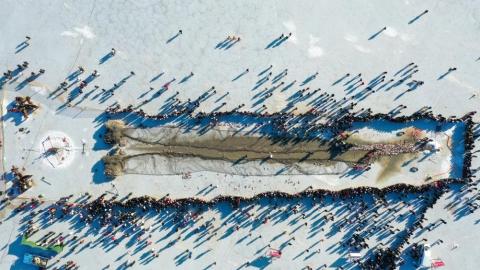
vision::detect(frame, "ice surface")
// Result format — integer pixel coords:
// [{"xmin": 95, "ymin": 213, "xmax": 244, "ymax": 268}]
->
[{"xmin": 0, "ymin": 0, "xmax": 479, "ymax": 269}]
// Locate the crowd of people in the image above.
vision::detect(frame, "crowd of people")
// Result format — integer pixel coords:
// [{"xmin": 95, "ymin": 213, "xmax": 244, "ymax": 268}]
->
[
  {"xmin": 1, "ymin": 97, "xmax": 474, "ymax": 269},
  {"xmin": 2, "ymin": 105, "xmax": 478, "ymax": 268},
  {"xmin": 7, "ymin": 175, "xmax": 471, "ymax": 269},
  {"xmin": 7, "ymin": 96, "xmax": 39, "ymax": 119},
  {"xmin": 104, "ymin": 104, "xmax": 476, "ymax": 180},
  {"xmin": 0, "ymin": 26, "xmax": 478, "ymax": 270}
]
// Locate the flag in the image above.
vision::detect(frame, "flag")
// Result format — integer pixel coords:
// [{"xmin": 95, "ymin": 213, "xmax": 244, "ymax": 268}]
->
[{"xmin": 432, "ymin": 260, "xmax": 445, "ymax": 267}]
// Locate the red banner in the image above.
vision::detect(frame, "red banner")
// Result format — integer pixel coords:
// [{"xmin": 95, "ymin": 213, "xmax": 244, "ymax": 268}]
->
[{"xmin": 432, "ymin": 260, "xmax": 445, "ymax": 267}]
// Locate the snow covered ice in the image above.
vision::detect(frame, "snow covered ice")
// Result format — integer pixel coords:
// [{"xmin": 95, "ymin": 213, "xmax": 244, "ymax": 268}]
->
[{"xmin": 0, "ymin": 0, "xmax": 479, "ymax": 269}]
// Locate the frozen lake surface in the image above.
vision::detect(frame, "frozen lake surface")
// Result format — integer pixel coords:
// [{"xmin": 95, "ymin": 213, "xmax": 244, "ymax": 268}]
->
[{"xmin": 0, "ymin": 0, "xmax": 479, "ymax": 269}]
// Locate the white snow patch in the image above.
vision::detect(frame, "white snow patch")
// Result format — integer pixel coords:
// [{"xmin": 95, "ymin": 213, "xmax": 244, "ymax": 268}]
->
[
  {"xmin": 283, "ymin": 20, "xmax": 296, "ymax": 32},
  {"xmin": 308, "ymin": 35, "xmax": 324, "ymax": 58},
  {"xmin": 384, "ymin": 27, "xmax": 398, "ymax": 37},
  {"xmin": 61, "ymin": 31, "xmax": 79, "ymax": 38},
  {"xmin": 446, "ymin": 75, "xmax": 477, "ymax": 93},
  {"xmin": 30, "ymin": 85, "xmax": 48, "ymax": 96},
  {"xmin": 354, "ymin": 44, "xmax": 371, "ymax": 53},
  {"xmin": 344, "ymin": 34, "xmax": 358, "ymax": 43},
  {"xmin": 116, "ymin": 50, "xmax": 129, "ymax": 60},
  {"xmin": 308, "ymin": 46, "xmax": 324, "ymax": 58},
  {"xmin": 267, "ymin": 92, "xmax": 287, "ymax": 112},
  {"xmin": 400, "ymin": 33, "xmax": 412, "ymax": 42},
  {"xmin": 289, "ymin": 35, "xmax": 298, "ymax": 44},
  {"xmin": 74, "ymin": 26, "xmax": 95, "ymax": 39},
  {"xmin": 61, "ymin": 26, "xmax": 95, "ymax": 39},
  {"xmin": 283, "ymin": 21, "xmax": 298, "ymax": 44}
]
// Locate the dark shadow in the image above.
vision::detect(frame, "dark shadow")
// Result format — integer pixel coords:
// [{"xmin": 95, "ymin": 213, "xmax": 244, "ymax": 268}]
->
[
  {"xmin": 224, "ymin": 40, "xmax": 239, "ymax": 50},
  {"xmin": 301, "ymin": 73, "xmax": 318, "ymax": 86},
  {"xmin": 408, "ymin": 10, "xmax": 428, "ymax": 25},
  {"xmin": 258, "ymin": 66, "xmax": 272, "ymax": 77},
  {"xmin": 232, "ymin": 70, "xmax": 248, "ymax": 81},
  {"xmin": 150, "ymin": 72, "xmax": 164, "ymax": 83},
  {"xmin": 368, "ymin": 27, "xmax": 386, "ymax": 40},
  {"xmin": 92, "ymin": 125, "xmax": 112, "ymax": 150},
  {"xmin": 215, "ymin": 38, "xmax": 229, "ymax": 49},
  {"xmin": 332, "ymin": 74, "xmax": 349, "ymax": 86},
  {"xmin": 1, "ymin": 101, "xmax": 25, "ymax": 126},
  {"xmin": 15, "ymin": 43, "xmax": 29, "ymax": 54},
  {"xmin": 437, "ymin": 70, "xmax": 453, "ymax": 80},
  {"xmin": 15, "ymin": 73, "xmax": 42, "ymax": 91},
  {"xmin": 179, "ymin": 73, "xmax": 194, "ymax": 84},
  {"xmin": 167, "ymin": 33, "xmax": 181, "ymax": 44},
  {"xmin": 91, "ymin": 159, "xmax": 110, "ymax": 184},
  {"xmin": 99, "ymin": 52, "xmax": 114, "ymax": 64},
  {"xmin": 215, "ymin": 93, "xmax": 229, "ymax": 103},
  {"xmin": 250, "ymin": 256, "xmax": 271, "ymax": 269},
  {"xmin": 265, "ymin": 36, "xmax": 283, "ymax": 49},
  {"xmin": 271, "ymin": 37, "xmax": 288, "ymax": 48}
]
